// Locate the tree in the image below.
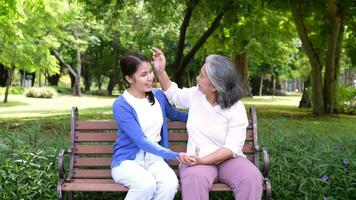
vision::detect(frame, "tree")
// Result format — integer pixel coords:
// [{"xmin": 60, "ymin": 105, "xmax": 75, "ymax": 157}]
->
[
  {"xmin": 0, "ymin": 0, "xmax": 65, "ymax": 102},
  {"xmin": 52, "ymin": 2, "xmax": 101, "ymax": 96}
]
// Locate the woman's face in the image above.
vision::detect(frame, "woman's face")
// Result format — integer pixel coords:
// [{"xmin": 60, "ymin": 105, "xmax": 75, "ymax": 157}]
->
[
  {"xmin": 196, "ymin": 64, "xmax": 216, "ymax": 96},
  {"xmin": 126, "ymin": 61, "xmax": 154, "ymax": 94}
]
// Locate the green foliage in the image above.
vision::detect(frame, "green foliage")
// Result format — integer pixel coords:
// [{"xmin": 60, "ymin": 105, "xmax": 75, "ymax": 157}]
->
[
  {"xmin": 260, "ymin": 118, "xmax": 356, "ymax": 199},
  {"xmin": 52, "ymin": 86, "xmax": 73, "ymax": 94},
  {"xmin": 0, "ymin": 86, "xmax": 25, "ymax": 95},
  {"xmin": 26, "ymin": 87, "xmax": 56, "ymax": 98},
  {"xmin": 0, "ymin": 124, "xmax": 57, "ymax": 199},
  {"xmin": 337, "ymin": 85, "xmax": 356, "ymax": 114}
]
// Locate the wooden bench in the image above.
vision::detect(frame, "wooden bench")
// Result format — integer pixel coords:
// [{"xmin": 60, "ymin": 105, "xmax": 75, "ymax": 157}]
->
[{"xmin": 57, "ymin": 106, "xmax": 271, "ymax": 199}]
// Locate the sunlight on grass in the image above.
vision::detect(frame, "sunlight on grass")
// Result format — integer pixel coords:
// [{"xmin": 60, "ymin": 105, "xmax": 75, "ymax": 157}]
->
[
  {"xmin": 0, "ymin": 94, "xmax": 115, "ymax": 119},
  {"xmin": 0, "ymin": 101, "xmax": 28, "ymax": 107}
]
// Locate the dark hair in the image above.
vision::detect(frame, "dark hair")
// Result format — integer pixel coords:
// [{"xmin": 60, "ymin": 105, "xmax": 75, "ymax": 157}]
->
[
  {"xmin": 120, "ymin": 52, "xmax": 155, "ymax": 105},
  {"xmin": 204, "ymin": 55, "xmax": 243, "ymax": 109}
]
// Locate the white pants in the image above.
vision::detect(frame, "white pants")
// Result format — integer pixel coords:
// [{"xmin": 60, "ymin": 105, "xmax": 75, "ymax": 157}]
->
[{"xmin": 111, "ymin": 150, "xmax": 178, "ymax": 200}]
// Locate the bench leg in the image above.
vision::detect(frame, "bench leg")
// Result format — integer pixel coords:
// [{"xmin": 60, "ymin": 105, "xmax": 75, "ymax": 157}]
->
[
  {"xmin": 263, "ymin": 178, "xmax": 272, "ymax": 200},
  {"xmin": 67, "ymin": 192, "xmax": 73, "ymax": 200},
  {"xmin": 57, "ymin": 181, "xmax": 63, "ymax": 200}
]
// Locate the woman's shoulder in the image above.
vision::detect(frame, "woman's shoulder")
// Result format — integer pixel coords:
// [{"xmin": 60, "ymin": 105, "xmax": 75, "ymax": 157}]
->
[{"xmin": 113, "ymin": 95, "xmax": 129, "ymax": 108}]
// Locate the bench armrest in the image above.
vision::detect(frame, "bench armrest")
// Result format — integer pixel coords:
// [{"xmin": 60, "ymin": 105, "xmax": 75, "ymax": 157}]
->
[
  {"xmin": 57, "ymin": 149, "xmax": 66, "ymax": 180},
  {"xmin": 261, "ymin": 147, "xmax": 270, "ymax": 178},
  {"xmin": 57, "ymin": 147, "xmax": 73, "ymax": 182}
]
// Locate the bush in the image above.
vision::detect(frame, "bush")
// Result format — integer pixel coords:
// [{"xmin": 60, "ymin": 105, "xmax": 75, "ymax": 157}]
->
[
  {"xmin": 261, "ymin": 119, "xmax": 356, "ymax": 199},
  {"xmin": 52, "ymin": 86, "xmax": 73, "ymax": 94},
  {"xmin": 26, "ymin": 87, "xmax": 56, "ymax": 98},
  {"xmin": 0, "ymin": 86, "xmax": 25, "ymax": 95},
  {"xmin": 337, "ymin": 85, "xmax": 356, "ymax": 114},
  {"xmin": 0, "ymin": 124, "xmax": 56, "ymax": 199}
]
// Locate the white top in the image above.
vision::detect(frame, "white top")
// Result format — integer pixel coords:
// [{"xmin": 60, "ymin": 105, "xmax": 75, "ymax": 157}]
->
[
  {"xmin": 164, "ymin": 82, "xmax": 248, "ymax": 158},
  {"xmin": 123, "ymin": 90, "xmax": 163, "ymax": 143}
]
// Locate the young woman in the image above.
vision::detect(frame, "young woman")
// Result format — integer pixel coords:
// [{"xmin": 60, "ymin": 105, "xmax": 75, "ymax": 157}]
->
[
  {"xmin": 153, "ymin": 49, "xmax": 263, "ymax": 200},
  {"xmin": 111, "ymin": 52, "xmax": 190, "ymax": 200}
]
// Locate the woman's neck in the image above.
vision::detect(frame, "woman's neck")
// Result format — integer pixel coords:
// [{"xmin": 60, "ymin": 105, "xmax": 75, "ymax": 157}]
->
[
  {"xmin": 127, "ymin": 88, "xmax": 146, "ymax": 99},
  {"xmin": 206, "ymin": 94, "xmax": 217, "ymax": 106}
]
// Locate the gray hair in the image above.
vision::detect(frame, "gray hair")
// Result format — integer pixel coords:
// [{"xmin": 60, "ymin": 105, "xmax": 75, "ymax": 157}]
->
[{"xmin": 204, "ymin": 55, "xmax": 243, "ymax": 109}]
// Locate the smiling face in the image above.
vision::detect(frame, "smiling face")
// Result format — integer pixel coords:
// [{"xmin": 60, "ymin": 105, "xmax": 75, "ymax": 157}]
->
[{"xmin": 125, "ymin": 61, "xmax": 154, "ymax": 98}]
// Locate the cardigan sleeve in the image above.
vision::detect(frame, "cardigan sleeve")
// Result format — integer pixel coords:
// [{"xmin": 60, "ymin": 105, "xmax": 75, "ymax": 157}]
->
[{"xmin": 113, "ymin": 99, "xmax": 179, "ymax": 160}]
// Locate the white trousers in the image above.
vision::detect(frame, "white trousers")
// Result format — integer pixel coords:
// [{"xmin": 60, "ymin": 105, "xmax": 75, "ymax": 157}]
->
[{"xmin": 111, "ymin": 150, "xmax": 178, "ymax": 200}]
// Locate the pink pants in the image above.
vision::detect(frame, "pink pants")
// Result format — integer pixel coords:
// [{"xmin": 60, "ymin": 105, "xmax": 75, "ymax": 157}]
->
[{"xmin": 179, "ymin": 156, "xmax": 263, "ymax": 200}]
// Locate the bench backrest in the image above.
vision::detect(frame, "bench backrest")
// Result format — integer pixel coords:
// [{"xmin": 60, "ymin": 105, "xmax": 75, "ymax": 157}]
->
[{"xmin": 67, "ymin": 107, "xmax": 260, "ymax": 180}]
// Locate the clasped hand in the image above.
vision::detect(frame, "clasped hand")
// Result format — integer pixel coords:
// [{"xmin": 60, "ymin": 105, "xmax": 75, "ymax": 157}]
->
[{"xmin": 178, "ymin": 153, "xmax": 200, "ymax": 167}]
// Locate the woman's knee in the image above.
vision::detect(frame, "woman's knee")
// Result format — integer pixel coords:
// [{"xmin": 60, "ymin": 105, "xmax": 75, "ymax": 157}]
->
[{"xmin": 134, "ymin": 175, "xmax": 157, "ymax": 193}]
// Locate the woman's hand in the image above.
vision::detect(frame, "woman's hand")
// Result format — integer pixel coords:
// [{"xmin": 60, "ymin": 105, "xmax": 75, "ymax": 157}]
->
[
  {"xmin": 178, "ymin": 153, "xmax": 198, "ymax": 166},
  {"xmin": 152, "ymin": 48, "xmax": 166, "ymax": 73}
]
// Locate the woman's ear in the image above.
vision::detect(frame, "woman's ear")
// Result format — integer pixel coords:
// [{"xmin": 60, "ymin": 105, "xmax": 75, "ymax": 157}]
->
[{"xmin": 124, "ymin": 75, "xmax": 133, "ymax": 84}]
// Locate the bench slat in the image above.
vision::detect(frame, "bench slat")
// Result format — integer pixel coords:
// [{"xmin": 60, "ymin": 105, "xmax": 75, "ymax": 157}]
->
[
  {"xmin": 74, "ymin": 143, "xmax": 255, "ymax": 155},
  {"xmin": 75, "ymin": 131, "xmax": 253, "ymax": 142},
  {"xmin": 74, "ymin": 157, "xmax": 111, "ymax": 167},
  {"xmin": 76, "ymin": 133, "xmax": 116, "ymax": 142},
  {"xmin": 76, "ymin": 121, "xmax": 252, "ymax": 131},
  {"xmin": 76, "ymin": 121, "xmax": 117, "ymax": 130},
  {"xmin": 61, "ymin": 181, "xmax": 232, "ymax": 192},
  {"xmin": 73, "ymin": 169, "xmax": 112, "ymax": 178}
]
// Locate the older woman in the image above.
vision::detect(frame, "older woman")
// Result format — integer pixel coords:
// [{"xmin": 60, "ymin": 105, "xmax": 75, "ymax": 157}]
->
[{"xmin": 153, "ymin": 49, "xmax": 263, "ymax": 200}]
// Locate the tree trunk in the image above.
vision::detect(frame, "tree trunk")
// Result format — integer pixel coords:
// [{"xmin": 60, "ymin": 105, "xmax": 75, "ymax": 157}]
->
[
  {"xmin": 174, "ymin": 12, "xmax": 224, "ymax": 86},
  {"xmin": 53, "ymin": 50, "xmax": 81, "ymax": 96},
  {"xmin": 107, "ymin": 33, "xmax": 120, "ymax": 95},
  {"xmin": 299, "ymin": 73, "xmax": 312, "ymax": 108},
  {"xmin": 3, "ymin": 67, "xmax": 13, "ymax": 103},
  {"xmin": 172, "ymin": 0, "xmax": 225, "ymax": 86},
  {"xmin": 0, "ymin": 63, "xmax": 8, "ymax": 87},
  {"xmin": 235, "ymin": 52, "xmax": 251, "ymax": 96},
  {"xmin": 171, "ymin": 0, "xmax": 199, "ymax": 86},
  {"xmin": 47, "ymin": 73, "xmax": 60, "ymax": 86},
  {"xmin": 291, "ymin": 3, "xmax": 325, "ymax": 115},
  {"xmin": 259, "ymin": 76, "xmax": 263, "ymax": 96},
  {"xmin": 74, "ymin": 49, "xmax": 82, "ymax": 96},
  {"xmin": 82, "ymin": 63, "xmax": 92, "ymax": 92},
  {"xmin": 323, "ymin": 0, "xmax": 342, "ymax": 114}
]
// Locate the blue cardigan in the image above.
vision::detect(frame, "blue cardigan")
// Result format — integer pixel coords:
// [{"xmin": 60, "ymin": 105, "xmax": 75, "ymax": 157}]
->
[{"xmin": 111, "ymin": 89, "xmax": 188, "ymax": 168}]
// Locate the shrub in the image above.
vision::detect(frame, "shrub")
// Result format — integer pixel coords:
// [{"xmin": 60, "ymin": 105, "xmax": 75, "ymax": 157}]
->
[
  {"xmin": 0, "ymin": 86, "xmax": 25, "ymax": 95},
  {"xmin": 52, "ymin": 86, "xmax": 73, "ymax": 94},
  {"xmin": 26, "ymin": 87, "xmax": 56, "ymax": 98},
  {"xmin": 0, "ymin": 123, "xmax": 57, "ymax": 200},
  {"xmin": 261, "ymin": 119, "xmax": 356, "ymax": 199},
  {"xmin": 337, "ymin": 85, "xmax": 356, "ymax": 114}
]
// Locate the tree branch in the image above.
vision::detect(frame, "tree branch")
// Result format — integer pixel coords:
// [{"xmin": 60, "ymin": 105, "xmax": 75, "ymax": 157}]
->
[
  {"xmin": 52, "ymin": 50, "xmax": 77, "ymax": 77},
  {"xmin": 173, "ymin": 0, "xmax": 200, "ymax": 69}
]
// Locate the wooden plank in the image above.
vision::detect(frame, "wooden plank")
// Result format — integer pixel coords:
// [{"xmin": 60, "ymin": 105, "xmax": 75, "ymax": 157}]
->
[
  {"xmin": 169, "ymin": 144, "xmax": 187, "ymax": 152},
  {"xmin": 76, "ymin": 133, "xmax": 116, "ymax": 142},
  {"xmin": 62, "ymin": 182, "xmax": 128, "ymax": 192},
  {"xmin": 246, "ymin": 130, "xmax": 253, "ymax": 141},
  {"xmin": 168, "ymin": 133, "xmax": 188, "ymax": 141},
  {"xmin": 74, "ymin": 142, "xmax": 254, "ymax": 155},
  {"xmin": 74, "ymin": 157, "xmax": 111, "ymax": 167},
  {"xmin": 61, "ymin": 181, "xmax": 231, "ymax": 192},
  {"xmin": 73, "ymin": 169, "xmax": 111, "ymax": 178},
  {"xmin": 74, "ymin": 145, "xmax": 113, "ymax": 154},
  {"xmin": 167, "ymin": 121, "xmax": 186, "ymax": 129},
  {"xmin": 76, "ymin": 121, "xmax": 117, "ymax": 130},
  {"xmin": 76, "ymin": 131, "xmax": 250, "ymax": 143},
  {"xmin": 170, "ymin": 143, "xmax": 254, "ymax": 154}
]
